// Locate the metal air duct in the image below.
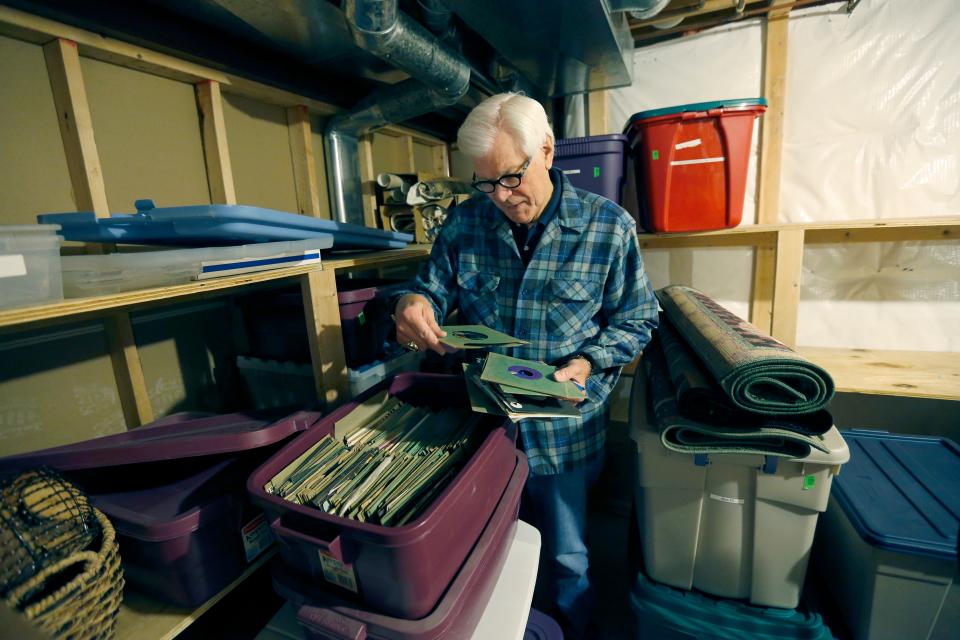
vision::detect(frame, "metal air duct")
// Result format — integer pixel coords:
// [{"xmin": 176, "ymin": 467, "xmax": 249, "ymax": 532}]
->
[{"xmin": 326, "ymin": 0, "xmax": 471, "ymax": 224}]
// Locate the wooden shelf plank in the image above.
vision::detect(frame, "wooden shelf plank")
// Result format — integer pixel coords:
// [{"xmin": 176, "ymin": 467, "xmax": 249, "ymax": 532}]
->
[
  {"xmin": 114, "ymin": 550, "xmax": 275, "ymax": 640},
  {"xmin": 637, "ymin": 216, "xmax": 960, "ymax": 247},
  {"xmin": 0, "ymin": 247, "xmax": 431, "ymax": 330},
  {"xmin": 799, "ymin": 347, "xmax": 960, "ymax": 401}
]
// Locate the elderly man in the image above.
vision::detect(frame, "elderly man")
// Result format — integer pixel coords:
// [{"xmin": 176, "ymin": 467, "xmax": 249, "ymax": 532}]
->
[{"xmin": 393, "ymin": 92, "xmax": 658, "ymax": 638}]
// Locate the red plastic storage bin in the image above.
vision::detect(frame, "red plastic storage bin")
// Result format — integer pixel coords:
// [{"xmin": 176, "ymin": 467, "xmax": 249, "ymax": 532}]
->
[
  {"xmin": 624, "ymin": 98, "xmax": 766, "ymax": 233},
  {"xmin": 0, "ymin": 409, "xmax": 318, "ymax": 607},
  {"xmin": 272, "ymin": 450, "xmax": 527, "ymax": 640},
  {"xmin": 247, "ymin": 373, "xmax": 518, "ymax": 620}
]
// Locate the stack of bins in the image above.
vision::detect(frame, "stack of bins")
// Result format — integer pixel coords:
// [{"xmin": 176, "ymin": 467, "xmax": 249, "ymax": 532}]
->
[
  {"xmin": 626, "ymin": 365, "xmax": 845, "ymax": 638},
  {"xmin": 812, "ymin": 430, "xmax": 959, "ymax": 640},
  {"xmin": 0, "ymin": 409, "xmax": 320, "ymax": 606},
  {"xmin": 623, "ymin": 99, "xmax": 766, "ymax": 233},
  {"xmin": 246, "ymin": 373, "xmax": 526, "ymax": 638}
]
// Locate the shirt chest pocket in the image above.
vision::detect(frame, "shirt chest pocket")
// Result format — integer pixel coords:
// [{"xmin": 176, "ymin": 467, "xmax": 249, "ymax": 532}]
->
[
  {"xmin": 546, "ymin": 277, "xmax": 602, "ymax": 336},
  {"xmin": 457, "ymin": 271, "xmax": 500, "ymax": 327}
]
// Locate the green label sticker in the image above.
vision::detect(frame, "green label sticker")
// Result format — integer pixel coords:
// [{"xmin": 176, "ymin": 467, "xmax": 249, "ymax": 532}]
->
[
  {"xmin": 593, "ymin": 166, "xmax": 601, "ymax": 178},
  {"xmin": 358, "ymin": 311, "xmax": 366, "ymax": 326},
  {"xmin": 802, "ymin": 474, "xmax": 816, "ymax": 490},
  {"xmin": 652, "ymin": 150, "xmax": 659, "ymax": 160}
]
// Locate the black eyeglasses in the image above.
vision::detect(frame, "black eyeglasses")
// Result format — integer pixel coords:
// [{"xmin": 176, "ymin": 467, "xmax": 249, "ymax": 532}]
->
[{"xmin": 471, "ymin": 158, "xmax": 531, "ymax": 193}]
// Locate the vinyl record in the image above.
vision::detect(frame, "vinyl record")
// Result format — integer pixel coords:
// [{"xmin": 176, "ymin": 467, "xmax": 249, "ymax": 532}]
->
[{"xmin": 508, "ymin": 365, "xmax": 543, "ymax": 380}]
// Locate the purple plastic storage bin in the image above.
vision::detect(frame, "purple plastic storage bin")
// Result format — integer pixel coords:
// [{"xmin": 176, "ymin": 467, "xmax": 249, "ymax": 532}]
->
[
  {"xmin": 524, "ymin": 608, "xmax": 564, "ymax": 640},
  {"xmin": 247, "ymin": 373, "xmax": 519, "ymax": 619},
  {"xmin": 0, "ymin": 409, "xmax": 320, "ymax": 607},
  {"xmin": 273, "ymin": 450, "xmax": 526, "ymax": 640},
  {"xmin": 241, "ymin": 278, "xmax": 407, "ymax": 368},
  {"xmin": 554, "ymin": 134, "xmax": 628, "ymax": 205}
]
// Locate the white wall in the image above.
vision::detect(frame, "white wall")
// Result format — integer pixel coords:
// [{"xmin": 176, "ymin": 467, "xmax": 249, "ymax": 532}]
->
[{"xmin": 610, "ymin": 0, "xmax": 960, "ymax": 351}]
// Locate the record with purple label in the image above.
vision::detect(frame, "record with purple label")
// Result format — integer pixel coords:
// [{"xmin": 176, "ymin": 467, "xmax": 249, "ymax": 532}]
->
[{"xmin": 508, "ymin": 365, "xmax": 543, "ymax": 380}]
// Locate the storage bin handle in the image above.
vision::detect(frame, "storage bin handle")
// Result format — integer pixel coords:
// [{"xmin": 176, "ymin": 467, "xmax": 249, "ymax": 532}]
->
[
  {"xmin": 297, "ymin": 607, "xmax": 367, "ymax": 640},
  {"xmin": 270, "ymin": 517, "xmax": 345, "ymax": 562}
]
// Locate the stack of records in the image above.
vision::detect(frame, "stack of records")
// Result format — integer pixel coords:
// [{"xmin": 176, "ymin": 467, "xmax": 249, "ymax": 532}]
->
[{"xmin": 464, "ymin": 353, "xmax": 585, "ymax": 421}]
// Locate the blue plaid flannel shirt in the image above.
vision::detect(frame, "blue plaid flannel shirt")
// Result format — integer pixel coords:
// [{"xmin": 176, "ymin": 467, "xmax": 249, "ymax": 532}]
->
[{"xmin": 401, "ymin": 171, "xmax": 659, "ymax": 475}]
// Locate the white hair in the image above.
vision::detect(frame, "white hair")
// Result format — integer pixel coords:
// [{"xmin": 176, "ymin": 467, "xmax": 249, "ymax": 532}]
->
[{"xmin": 456, "ymin": 92, "xmax": 554, "ymax": 160}]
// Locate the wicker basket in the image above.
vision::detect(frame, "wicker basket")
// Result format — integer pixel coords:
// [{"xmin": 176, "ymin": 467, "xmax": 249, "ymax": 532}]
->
[{"xmin": 5, "ymin": 508, "xmax": 124, "ymax": 639}]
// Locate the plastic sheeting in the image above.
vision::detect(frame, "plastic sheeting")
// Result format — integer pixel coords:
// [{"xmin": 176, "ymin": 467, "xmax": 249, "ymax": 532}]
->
[{"xmin": 610, "ymin": 0, "xmax": 960, "ymax": 351}]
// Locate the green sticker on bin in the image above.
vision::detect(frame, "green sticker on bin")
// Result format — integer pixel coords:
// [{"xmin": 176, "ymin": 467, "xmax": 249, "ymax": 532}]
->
[
  {"xmin": 358, "ymin": 311, "xmax": 366, "ymax": 326},
  {"xmin": 652, "ymin": 150, "xmax": 659, "ymax": 160},
  {"xmin": 593, "ymin": 166, "xmax": 601, "ymax": 178},
  {"xmin": 802, "ymin": 474, "xmax": 816, "ymax": 490}
]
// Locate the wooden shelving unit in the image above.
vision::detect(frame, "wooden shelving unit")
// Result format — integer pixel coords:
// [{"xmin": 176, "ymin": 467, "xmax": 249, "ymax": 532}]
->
[{"xmin": 637, "ymin": 216, "xmax": 960, "ymax": 401}]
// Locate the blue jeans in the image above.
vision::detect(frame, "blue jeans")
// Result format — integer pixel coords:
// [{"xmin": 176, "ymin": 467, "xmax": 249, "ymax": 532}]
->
[{"xmin": 522, "ymin": 454, "xmax": 604, "ymax": 640}]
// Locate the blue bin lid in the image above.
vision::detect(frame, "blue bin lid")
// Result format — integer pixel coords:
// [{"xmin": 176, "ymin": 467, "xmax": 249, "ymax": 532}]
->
[
  {"xmin": 833, "ymin": 429, "xmax": 960, "ymax": 561},
  {"xmin": 625, "ymin": 97, "xmax": 767, "ymax": 127},
  {"xmin": 630, "ymin": 571, "xmax": 833, "ymax": 639}
]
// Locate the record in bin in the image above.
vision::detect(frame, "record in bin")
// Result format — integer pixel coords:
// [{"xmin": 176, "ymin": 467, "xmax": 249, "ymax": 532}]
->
[{"xmin": 623, "ymin": 98, "xmax": 766, "ymax": 233}]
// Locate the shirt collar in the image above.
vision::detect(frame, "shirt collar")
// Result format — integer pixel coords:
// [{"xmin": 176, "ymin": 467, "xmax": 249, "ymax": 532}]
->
[{"xmin": 507, "ymin": 167, "xmax": 563, "ymax": 232}]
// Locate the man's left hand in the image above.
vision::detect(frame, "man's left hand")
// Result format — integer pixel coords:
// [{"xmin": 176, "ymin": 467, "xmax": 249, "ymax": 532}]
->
[{"xmin": 553, "ymin": 357, "xmax": 591, "ymax": 405}]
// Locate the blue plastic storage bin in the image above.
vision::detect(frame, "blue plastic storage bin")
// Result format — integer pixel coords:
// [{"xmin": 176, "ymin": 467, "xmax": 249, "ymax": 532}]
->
[
  {"xmin": 629, "ymin": 570, "xmax": 833, "ymax": 640},
  {"xmin": 813, "ymin": 429, "xmax": 959, "ymax": 640},
  {"xmin": 39, "ymin": 199, "xmax": 412, "ymax": 250}
]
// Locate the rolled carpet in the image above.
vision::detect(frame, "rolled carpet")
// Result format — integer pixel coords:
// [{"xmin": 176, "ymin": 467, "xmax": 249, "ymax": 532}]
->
[
  {"xmin": 645, "ymin": 341, "xmax": 831, "ymax": 458},
  {"xmin": 656, "ymin": 285, "xmax": 834, "ymax": 415},
  {"xmin": 658, "ymin": 318, "xmax": 833, "ymax": 435}
]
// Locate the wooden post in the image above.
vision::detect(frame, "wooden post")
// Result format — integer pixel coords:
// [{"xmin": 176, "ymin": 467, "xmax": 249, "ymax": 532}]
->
[
  {"xmin": 588, "ymin": 90, "xmax": 610, "ymax": 135},
  {"xmin": 751, "ymin": 1, "xmax": 791, "ymax": 333},
  {"xmin": 770, "ymin": 228, "xmax": 804, "ymax": 348},
  {"xmin": 196, "ymin": 80, "xmax": 237, "ymax": 204},
  {"xmin": 286, "ymin": 105, "xmax": 322, "ymax": 216},
  {"xmin": 431, "ymin": 144, "xmax": 450, "ymax": 177},
  {"xmin": 106, "ymin": 313, "xmax": 155, "ymax": 426},
  {"xmin": 301, "ymin": 270, "xmax": 348, "ymax": 406},
  {"xmin": 358, "ymin": 135, "xmax": 379, "ymax": 229},
  {"xmin": 44, "ymin": 38, "xmax": 153, "ymax": 427},
  {"xmin": 43, "ymin": 38, "xmax": 109, "ymax": 217}
]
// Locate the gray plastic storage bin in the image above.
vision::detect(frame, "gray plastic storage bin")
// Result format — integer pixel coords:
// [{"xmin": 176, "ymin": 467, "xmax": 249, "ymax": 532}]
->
[{"xmin": 629, "ymin": 366, "xmax": 849, "ymax": 609}]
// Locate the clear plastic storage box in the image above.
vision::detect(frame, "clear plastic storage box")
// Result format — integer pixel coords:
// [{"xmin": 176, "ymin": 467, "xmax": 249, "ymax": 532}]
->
[
  {"xmin": 0, "ymin": 224, "xmax": 63, "ymax": 310},
  {"xmin": 60, "ymin": 237, "xmax": 331, "ymax": 296}
]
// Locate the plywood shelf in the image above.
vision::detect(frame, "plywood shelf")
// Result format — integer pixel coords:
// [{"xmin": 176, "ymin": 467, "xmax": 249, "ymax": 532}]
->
[
  {"xmin": 114, "ymin": 550, "xmax": 275, "ymax": 640},
  {"xmin": 0, "ymin": 246, "xmax": 431, "ymax": 331},
  {"xmin": 798, "ymin": 347, "xmax": 960, "ymax": 401}
]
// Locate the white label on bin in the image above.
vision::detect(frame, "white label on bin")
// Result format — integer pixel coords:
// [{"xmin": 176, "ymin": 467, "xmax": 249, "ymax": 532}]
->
[
  {"xmin": 241, "ymin": 513, "xmax": 274, "ymax": 562},
  {"xmin": 675, "ymin": 138, "xmax": 702, "ymax": 150},
  {"xmin": 562, "ymin": 169, "xmax": 581, "ymax": 175},
  {"xmin": 319, "ymin": 552, "xmax": 359, "ymax": 593},
  {"xmin": 670, "ymin": 156, "xmax": 725, "ymax": 166},
  {"xmin": 709, "ymin": 493, "xmax": 745, "ymax": 505},
  {"xmin": 0, "ymin": 255, "xmax": 27, "ymax": 279}
]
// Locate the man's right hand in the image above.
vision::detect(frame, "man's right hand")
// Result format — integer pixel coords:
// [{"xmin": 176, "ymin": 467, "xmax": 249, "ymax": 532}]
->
[{"xmin": 393, "ymin": 293, "xmax": 449, "ymax": 355}]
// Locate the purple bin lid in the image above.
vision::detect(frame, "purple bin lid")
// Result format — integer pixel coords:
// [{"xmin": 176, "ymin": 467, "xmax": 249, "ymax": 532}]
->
[
  {"xmin": 524, "ymin": 608, "xmax": 564, "ymax": 640},
  {"xmin": 0, "ymin": 410, "xmax": 320, "ymax": 471},
  {"xmin": 93, "ymin": 458, "xmax": 239, "ymax": 541}
]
